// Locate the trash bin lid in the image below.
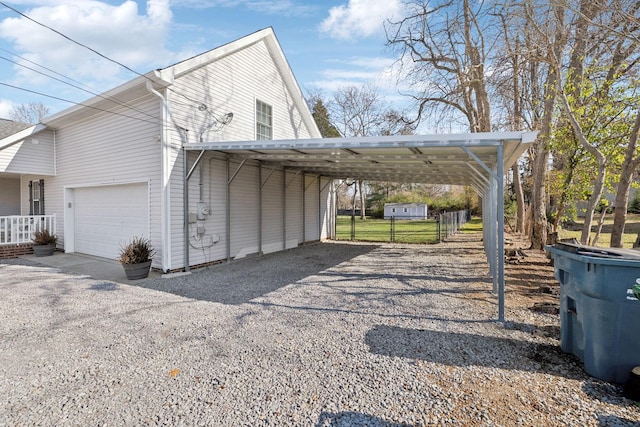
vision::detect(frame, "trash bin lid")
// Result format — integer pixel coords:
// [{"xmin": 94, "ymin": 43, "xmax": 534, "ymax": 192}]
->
[{"xmin": 551, "ymin": 241, "xmax": 640, "ymax": 261}]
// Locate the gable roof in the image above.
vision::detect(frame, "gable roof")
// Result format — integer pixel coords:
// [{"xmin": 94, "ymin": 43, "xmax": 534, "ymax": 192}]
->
[
  {"xmin": 155, "ymin": 27, "xmax": 320, "ymax": 138},
  {"xmin": 0, "ymin": 119, "xmax": 31, "ymax": 139},
  {"xmin": 41, "ymin": 28, "xmax": 320, "ymax": 137}
]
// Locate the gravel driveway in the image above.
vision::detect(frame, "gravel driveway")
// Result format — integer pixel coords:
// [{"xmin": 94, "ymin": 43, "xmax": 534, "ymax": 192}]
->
[{"xmin": 1, "ymin": 233, "xmax": 639, "ymax": 426}]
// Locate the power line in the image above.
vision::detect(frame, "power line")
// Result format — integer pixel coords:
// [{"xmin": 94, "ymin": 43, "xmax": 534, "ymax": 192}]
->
[
  {"xmin": 1, "ymin": 82, "xmax": 161, "ymax": 125},
  {"xmin": 0, "ymin": 51, "xmax": 161, "ymax": 123},
  {"xmin": 0, "ymin": 1, "xmax": 154, "ymax": 85},
  {"xmin": 0, "ymin": 2, "xmax": 232, "ymax": 126},
  {"xmin": 0, "ymin": 47, "xmax": 93, "ymax": 92}
]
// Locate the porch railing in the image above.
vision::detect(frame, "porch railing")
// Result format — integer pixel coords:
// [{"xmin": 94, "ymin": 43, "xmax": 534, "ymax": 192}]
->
[{"xmin": 0, "ymin": 215, "xmax": 57, "ymax": 245}]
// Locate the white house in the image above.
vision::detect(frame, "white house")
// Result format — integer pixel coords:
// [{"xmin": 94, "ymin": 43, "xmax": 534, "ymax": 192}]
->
[
  {"xmin": 384, "ymin": 203, "xmax": 428, "ymax": 220},
  {"xmin": 0, "ymin": 28, "xmax": 332, "ymax": 271}
]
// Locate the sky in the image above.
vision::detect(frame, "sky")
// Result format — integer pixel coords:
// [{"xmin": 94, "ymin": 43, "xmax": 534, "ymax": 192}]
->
[{"xmin": 0, "ymin": 0, "xmax": 409, "ymax": 120}]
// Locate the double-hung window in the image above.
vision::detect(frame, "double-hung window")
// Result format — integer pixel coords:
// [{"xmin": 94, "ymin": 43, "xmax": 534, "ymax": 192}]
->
[{"xmin": 256, "ymin": 100, "xmax": 272, "ymax": 140}]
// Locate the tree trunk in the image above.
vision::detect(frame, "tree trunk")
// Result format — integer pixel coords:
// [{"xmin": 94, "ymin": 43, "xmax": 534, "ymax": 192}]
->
[
  {"xmin": 512, "ymin": 164, "xmax": 525, "ymax": 233},
  {"xmin": 529, "ymin": 4, "xmax": 565, "ymax": 250},
  {"xmin": 530, "ymin": 67, "xmax": 557, "ymax": 248},
  {"xmin": 611, "ymin": 169, "xmax": 633, "ymax": 247},
  {"xmin": 530, "ymin": 137, "xmax": 549, "ymax": 249},
  {"xmin": 557, "ymin": 90, "xmax": 608, "ymax": 245},
  {"xmin": 351, "ymin": 183, "xmax": 358, "ymax": 218},
  {"xmin": 591, "ymin": 203, "xmax": 608, "ymax": 246},
  {"xmin": 611, "ymin": 112, "xmax": 640, "ymax": 247},
  {"xmin": 579, "ymin": 157, "xmax": 605, "ymax": 245},
  {"xmin": 358, "ymin": 180, "xmax": 366, "ymax": 220}
]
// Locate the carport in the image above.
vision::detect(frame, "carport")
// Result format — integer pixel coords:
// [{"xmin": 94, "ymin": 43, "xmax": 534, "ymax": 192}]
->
[{"xmin": 184, "ymin": 131, "xmax": 537, "ymax": 321}]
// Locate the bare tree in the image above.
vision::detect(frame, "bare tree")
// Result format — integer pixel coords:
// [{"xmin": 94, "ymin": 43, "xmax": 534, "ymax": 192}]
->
[
  {"xmin": 330, "ymin": 84, "xmax": 389, "ymax": 219},
  {"xmin": 9, "ymin": 102, "xmax": 49, "ymax": 124},
  {"xmin": 386, "ymin": 0, "xmax": 493, "ymax": 132},
  {"xmin": 515, "ymin": 0, "xmax": 567, "ymax": 249}
]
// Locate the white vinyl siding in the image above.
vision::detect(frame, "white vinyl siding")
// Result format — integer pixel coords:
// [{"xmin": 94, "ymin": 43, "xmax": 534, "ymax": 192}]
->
[
  {"xmin": 168, "ymin": 39, "xmax": 314, "ymax": 145},
  {"xmin": 284, "ymin": 169, "xmax": 303, "ymax": 247},
  {"xmin": 12, "ymin": 32, "xmax": 324, "ymax": 271},
  {"xmin": 167, "ymin": 38, "xmax": 319, "ymax": 268},
  {"xmin": 319, "ymin": 177, "xmax": 334, "ymax": 240},
  {"xmin": 21, "ymin": 95, "xmax": 162, "ymax": 267},
  {"xmin": 229, "ymin": 160, "xmax": 259, "ymax": 259},
  {"xmin": 304, "ymin": 175, "xmax": 320, "ymax": 242},
  {"xmin": 0, "ymin": 177, "xmax": 20, "ymax": 215},
  {"xmin": 261, "ymin": 165, "xmax": 283, "ymax": 254},
  {"xmin": 0, "ymin": 130, "xmax": 55, "ymax": 175}
]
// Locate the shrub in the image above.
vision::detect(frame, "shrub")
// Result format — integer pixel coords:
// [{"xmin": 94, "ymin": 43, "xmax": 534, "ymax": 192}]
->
[
  {"xmin": 629, "ymin": 190, "xmax": 640, "ymax": 214},
  {"xmin": 32, "ymin": 229, "xmax": 57, "ymax": 245},
  {"xmin": 118, "ymin": 236, "xmax": 155, "ymax": 265}
]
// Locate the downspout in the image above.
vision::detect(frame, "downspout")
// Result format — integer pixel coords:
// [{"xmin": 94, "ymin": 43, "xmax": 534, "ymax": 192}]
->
[
  {"xmin": 53, "ymin": 130, "xmax": 57, "ymax": 176},
  {"xmin": 146, "ymin": 81, "xmax": 171, "ymax": 273},
  {"xmin": 184, "ymin": 147, "xmax": 190, "ymax": 271}
]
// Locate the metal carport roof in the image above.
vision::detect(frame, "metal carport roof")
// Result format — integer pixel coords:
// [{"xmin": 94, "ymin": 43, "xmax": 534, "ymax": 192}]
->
[{"xmin": 184, "ymin": 131, "xmax": 538, "ymax": 321}]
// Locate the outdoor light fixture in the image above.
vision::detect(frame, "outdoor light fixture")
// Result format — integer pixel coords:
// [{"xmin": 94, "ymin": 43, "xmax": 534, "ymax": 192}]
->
[{"xmin": 220, "ymin": 112, "xmax": 234, "ymax": 125}]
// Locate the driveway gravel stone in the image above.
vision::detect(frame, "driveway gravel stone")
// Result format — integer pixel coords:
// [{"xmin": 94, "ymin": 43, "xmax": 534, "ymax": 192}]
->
[{"xmin": 1, "ymin": 233, "xmax": 639, "ymax": 426}]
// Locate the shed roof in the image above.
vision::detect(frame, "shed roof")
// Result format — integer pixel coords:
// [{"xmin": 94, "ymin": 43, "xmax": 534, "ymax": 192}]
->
[{"xmin": 185, "ymin": 131, "xmax": 537, "ymax": 189}]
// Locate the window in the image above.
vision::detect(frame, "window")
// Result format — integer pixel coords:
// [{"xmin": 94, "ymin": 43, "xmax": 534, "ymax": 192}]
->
[
  {"xmin": 403, "ymin": 207, "xmax": 408, "ymax": 213},
  {"xmin": 29, "ymin": 179, "xmax": 45, "ymax": 215},
  {"xmin": 391, "ymin": 208, "xmax": 396, "ymax": 213},
  {"xmin": 256, "ymin": 100, "xmax": 272, "ymax": 140}
]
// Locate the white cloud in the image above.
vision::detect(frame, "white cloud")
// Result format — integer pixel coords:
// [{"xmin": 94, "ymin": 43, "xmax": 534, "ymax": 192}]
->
[
  {"xmin": 0, "ymin": 99, "xmax": 14, "ymax": 119},
  {"xmin": 0, "ymin": 0, "xmax": 177, "ymax": 91},
  {"xmin": 245, "ymin": 1, "xmax": 315, "ymax": 16},
  {"xmin": 174, "ymin": 0, "xmax": 314, "ymax": 16},
  {"xmin": 320, "ymin": 0, "xmax": 403, "ymax": 40},
  {"xmin": 309, "ymin": 55, "xmax": 401, "ymax": 97}
]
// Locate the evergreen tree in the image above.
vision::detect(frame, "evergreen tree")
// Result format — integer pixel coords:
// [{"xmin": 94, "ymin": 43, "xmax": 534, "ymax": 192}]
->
[
  {"xmin": 311, "ymin": 99, "xmax": 340, "ymax": 138},
  {"xmin": 629, "ymin": 190, "xmax": 640, "ymax": 214}
]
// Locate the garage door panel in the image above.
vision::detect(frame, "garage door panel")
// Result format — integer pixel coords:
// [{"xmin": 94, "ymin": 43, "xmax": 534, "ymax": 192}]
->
[{"xmin": 74, "ymin": 183, "xmax": 148, "ymax": 259}]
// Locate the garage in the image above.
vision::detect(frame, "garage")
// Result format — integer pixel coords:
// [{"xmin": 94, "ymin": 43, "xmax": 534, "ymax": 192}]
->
[{"xmin": 72, "ymin": 182, "xmax": 149, "ymax": 259}]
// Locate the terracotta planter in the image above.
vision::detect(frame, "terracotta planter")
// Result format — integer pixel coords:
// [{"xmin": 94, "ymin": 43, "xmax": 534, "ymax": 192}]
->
[
  {"xmin": 33, "ymin": 244, "xmax": 55, "ymax": 257},
  {"xmin": 122, "ymin": 260, "xmax": 152, "ymax": 280}
]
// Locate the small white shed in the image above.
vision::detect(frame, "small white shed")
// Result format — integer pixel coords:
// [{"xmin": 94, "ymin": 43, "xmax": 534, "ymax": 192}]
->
[{"xmin": 384, "ymin": 203, "xmax": 428, "ymax": 220}]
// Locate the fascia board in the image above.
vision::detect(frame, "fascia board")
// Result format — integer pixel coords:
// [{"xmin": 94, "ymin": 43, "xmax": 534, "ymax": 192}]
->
[{"xmin": 162, "ymin": 28, "xmax": 273, "ymax": 79}]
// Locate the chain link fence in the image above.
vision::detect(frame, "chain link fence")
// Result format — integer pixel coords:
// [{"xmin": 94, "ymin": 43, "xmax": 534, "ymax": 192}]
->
[{"xmin": 336, "ymin": 210, "xmax": 471, "ymax": 244}]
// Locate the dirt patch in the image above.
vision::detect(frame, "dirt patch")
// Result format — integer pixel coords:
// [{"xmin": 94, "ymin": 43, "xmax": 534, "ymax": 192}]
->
[{"xmin": 503, "ymin": 232, "xmax": 560, "ymax": 316}]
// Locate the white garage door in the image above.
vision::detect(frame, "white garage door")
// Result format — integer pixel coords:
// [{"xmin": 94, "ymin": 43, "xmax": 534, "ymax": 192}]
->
[{"xmin": 74, "ymin": 183, "xmax": 149, "ymax": 259}]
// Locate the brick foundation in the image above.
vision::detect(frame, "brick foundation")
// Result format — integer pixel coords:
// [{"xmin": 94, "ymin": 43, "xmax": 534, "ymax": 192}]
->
[{"xmin": 0, "ymin": 244, "xmax": 34, "ymax": 259}]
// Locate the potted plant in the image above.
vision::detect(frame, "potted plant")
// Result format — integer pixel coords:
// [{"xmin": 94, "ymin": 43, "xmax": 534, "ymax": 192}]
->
[
  {"xmin": 118, "ymin": 236, "xmax": 155, "ymax": 280},
  {"xmin": 32, "ymin": 229, "xmax": 57, "ymax": 257}
]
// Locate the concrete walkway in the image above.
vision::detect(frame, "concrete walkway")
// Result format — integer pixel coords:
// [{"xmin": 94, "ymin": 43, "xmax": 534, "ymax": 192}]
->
[{"xmin": 20, "ymin": 252, "xmax": 162, "ymax": 284}]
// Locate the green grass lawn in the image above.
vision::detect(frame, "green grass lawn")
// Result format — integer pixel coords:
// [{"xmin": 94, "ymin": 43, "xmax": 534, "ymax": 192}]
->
[
  {"xmin": 334, "ymin": 214, "xmax": 640, "ymax": 248},
  {"xmin": 460, "ymin": 217, "xmax": 483, "ymax": 233},
  {"xmin": 335, "ymin": 216, "xmax": 440, "ymax": 244},
  {"xmin": 557, "ymin": 213, "xmax": 640, "ymax": 248}
]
